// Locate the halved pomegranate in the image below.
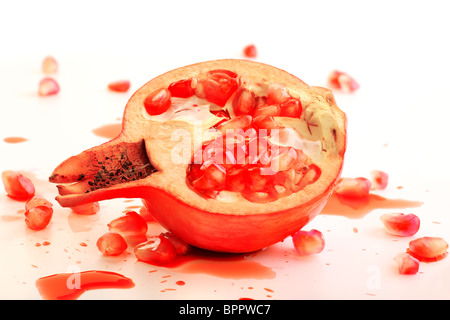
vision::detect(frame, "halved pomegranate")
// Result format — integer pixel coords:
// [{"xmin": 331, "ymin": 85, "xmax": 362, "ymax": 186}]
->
[{"xmin": 49, "ymin": 60, "xmax": 347, "ymax": 253}]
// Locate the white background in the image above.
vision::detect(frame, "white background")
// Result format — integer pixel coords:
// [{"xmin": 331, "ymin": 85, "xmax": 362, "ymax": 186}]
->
[{"xmin": 0, "ymin": 0, "xmax": 449, "ymax": 299}]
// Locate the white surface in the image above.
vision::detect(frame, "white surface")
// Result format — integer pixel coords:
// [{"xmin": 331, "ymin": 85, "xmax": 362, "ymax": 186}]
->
[{"xmin": 1, "ymin": 0, "xmax": 450, "ymax": 300}]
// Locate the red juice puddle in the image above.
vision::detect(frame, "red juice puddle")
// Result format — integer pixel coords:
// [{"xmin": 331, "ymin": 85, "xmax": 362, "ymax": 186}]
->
[
  {"xmin": 321, "ymin": 192, "xmax": 423, "ymax": 219},
  {"xmin": 35, "ymin": 270, "xmax": 134, "ymax": 300},
  {"xmin": 3, "ymin": 136, "xmax": 28, "ymax": 143},
  {"xmin": 92, "ymin": 123, "xmax": 122, "ymax": 139},
  {"xmin": 166, "ymin": 248, "xmax": 276, "ymax": 280}
]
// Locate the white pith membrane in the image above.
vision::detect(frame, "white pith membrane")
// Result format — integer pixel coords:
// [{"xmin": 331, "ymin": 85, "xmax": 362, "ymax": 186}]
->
[{"xmin": 141, "ymin": 75, "xmax": 324, "ymax": 203}]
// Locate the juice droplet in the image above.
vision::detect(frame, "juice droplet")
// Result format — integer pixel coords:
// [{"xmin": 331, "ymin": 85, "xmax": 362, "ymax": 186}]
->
[{"xmin": 35, "ymin": 270, "xmax": 134, "ymax": 300}]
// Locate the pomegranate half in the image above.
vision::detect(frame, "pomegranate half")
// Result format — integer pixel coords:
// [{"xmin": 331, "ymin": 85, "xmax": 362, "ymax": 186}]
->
[{"xmin": 49, "ymin": 59, "xmax": 346, "ymax": 253}]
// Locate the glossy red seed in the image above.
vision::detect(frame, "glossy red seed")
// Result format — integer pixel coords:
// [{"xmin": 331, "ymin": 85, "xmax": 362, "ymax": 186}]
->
[
  {"xmin": 218, "ymin": 115, "xmax": 253, "ymax": 133},
  {"xmin": 42, "ymin": 56, "xmax": 58, "ymax": 74},
  {"xmin": 25, "ymin": 206, "xmax": 53, "ymax": 230},
  {"xmin": 96, "ymin": 232, "xmax": 128, "ymax": 256},
  {"xmin": 253, "ymin": 115, "xmax": 278, "ymax": 130},
  {"xmin": 267, "ymin": 83, "xmax": 290, "ymax": 105},
  {"xmin": 38, "ymin": 77, "xmax": 60, "ymax": 96},
  {"xmin": 201, "ymin": 71, "xmax": 239, "ymax": 107},
  {"xmin": 280, "ymin": 98, "xmax": 302, "ymax": 118},
  {"xmin": 134, "ymin": 235, "xmax": 177, "ymax": 266},
  {"xmin": 327, "ymin": 70, "xmax": 359, "ymax": 93},
  {"xmin": 232, "ymin": 87, "xmax": 256, "ymax": 116},
  {"xmin": 394, "ymin": 253, "xmax": 419, "ymax": 275},
  {"xmin": 143, "ymin": 88, "xmax": 172, "ymax": 115},
  {"xmin": 292, "ymin": 229, "xmax": 325, "ymax": 255},
  {"xmin": 243, "ymin": 44, "xmax": 257, "ymax": 58},
  {"xmin": 1, "ymin": 170, "xmax": 35, "ymax": 201},
  {"xmin": 25, "ymin": 197, "xmax": 53, "ymax": 211},
  {"xmin": 108, "ymin": 211, "xmax": 148, "ymax": 237},
  {"xmin": 70, "ymin": 201, "xmax": 100, "ymax": 215},
  {"xmin": 407, "ymin": 237, "xmax": 448, "ymax": 262},
  {"xmin": 108, "ymin": 80, "xmax": 131, "ymax": 93},
  {"xmin": 370, "ymin": 170, "xmax": 389, "ymax": 190},
  {"xmin": 161, "ymin": 232, "xmax": 192, "ymax": 256},
  {"xmin": 334, "ymin": 177, "xmax": 371, "ymax": 198},
  {"xmin": 168, "ymin": 78, "xmax": 195, "ymax": 98},
  {"xmin": 380, "ymin": 213, "xmax": 420, "ymax": 237}
]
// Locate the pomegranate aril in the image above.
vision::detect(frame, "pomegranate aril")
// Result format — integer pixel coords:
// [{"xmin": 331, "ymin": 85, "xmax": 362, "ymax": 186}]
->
[
  {"xmin": 38, "ymin": 77, "xmax": 60, "ymax": 97},
  {"xmin": 218, "ymin": 115, "xmax": 253, "ymax": 133},
  {"xmin": 201, "ymin": 70, "xmax": 239, "ymax": 107},
  {"xmin": 327, "ymin": 70, "xmax": 359, "ymax": 93},
  {"xmin": 394, "ymin": 253, "xmax": 419, "ymax": 275},
  {"xmin": 253, "ymin": 115, "xmax": 278, "ymax": 130},
  {"xmin": 253, "ymin": 104, "xmax": 281, "ymax": 118},
  {"xmin": 108, "ymin": 80, "xmax": 130, "ymax": 93},
  {"xmin": 267, "ymin": 83, "xmax": 290, "ymax": 105},
  {"xmin": 25, "ymin": 206, "xmax": 53, "ymax": 230},
  {"xmin": 334, "ymin": 177, "xmax": 371, "ymax": 198},
  {"xmin": 370, "ymin": 170, "xmax": 389, "ymax": 190},
  {"xmin": 1, "ymin": 170, "xmax": 35, "ymax": 201},
  {"xmin": 96, "ymin": 232, "xmax": 128, "ymax": 256},
  {"xmin": 292, "ymin": 229, "xmax": 325, "ymax": 255},
  {"xmin": 232, "ymin": 87, "xmax": 256, "ymax": 116},
  {"xmin": 42, "ymin": 56, "xmax": 58, "ymax": 74},
  {"xmin": 168, "ymin": 78, "xmax": 195, "ymax": 98},
  {"xmin": 380, "ymin": 213, "xmax": 420, "ymax": 237},
  {"xmin": 70, "ymin": 201, "xmax": 100, "ymax": 215},
  {"xmin": 25, "ymin": 196, "xmax": 53, "ymax": 211},
  {"xmin": 144, "ymin": 88, "xmax": 172, "ymax": 115},
  {"xmin": 134, "ymin": 235, "xmax": 177, "ymax": 266},
  {"xmin": 108, "ymin": 211, "xmax": 148, "ymax": 237},
  {"xmin": 280, "ymin": 99, "xmax": 302, "ymax": 118},
  {"xmin": 161, "ymin": 232, "xmax": 192, "ymax": 256},
  {"xmin": 243, "ymin": 44, "xmax": 257, "ymax": 58},
  {"xmin": 407, "ymin": 237, "xmax": 448, "ymax": 262}
]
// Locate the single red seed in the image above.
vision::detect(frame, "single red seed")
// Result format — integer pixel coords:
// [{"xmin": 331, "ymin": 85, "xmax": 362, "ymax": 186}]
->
[
  {"xmin": 407, "ymin": 237, "xmax": 448, "ymax": 262},
  {"xmin": 134, "ymin": 235, "xmax": 177, "ymax": 266},
  {"xmin": 280, "ymin": 98, "xmax": 302, "ymax": 118},
  {"xmin": 370, "ymin": 170, "xmax": 389, "ymax": 190},
  {"xmin": 334, "ymin": 177, "xmax": 371, "ymax": 198},
  {"xmin": 42, "ymin": 56, "xmax": 58, "ymax": 74},
  {"xmin": 108, "ymin": 80, "xmax": 131, "ymax": 93},
  {"xmin": 200, "ymin": 70, "xmax": 239, "ymax": 107},
  {"xmin": 292, "ymin": 229, "xmax": 325, "ymax": 255},
  {"xmin": 327, "ymin": 70, "xmax": 359, "ymax": 93},
  {"xmin": 38, "ymin": 77, "xmax": 60, "ymax": 97},
  {"xmin": 108, "ymin": 211, "xmax": 148, "ymax": 237},
  {"xmin": 243, "ymin": 44, "xmax": 257, "ymax": 58},
  {"xmin": 168, "ymin": 78, "xmax": 195, "ymax": 98},
  {"xmin": 232, "ymin": 87, "xmax": 256, "ymax": 116},
  {"xmin": 161, "ymin": 232, "xmax": 192, "ymax": 256},
  {"xmin": 380, "ymin": 213, "xmax": 420, "ymax": 237},
  {"xmin": 267, "ymin": 83, "xmax": 290, "ymax": 105},
  {"xmin": 144, "ymin": 88, "xmax": 172, "ymax": 115},
  {"xmin": 394, "ymin": 252, "xmax": 419, "ymax": 275},
  {"xmin": 25, "ymin": 197, "xmax": 53, "ymax": 211},
  {"xmin": 24, "ymin": 206, "xmax": 53, "ymax": 230},
  {"xmin": 96, "ymin": 232, "xmax": 128, "ymax": 256},
  {"xmin": 1, "ymin": 170, "xmax": 35, "ymax": 201}
]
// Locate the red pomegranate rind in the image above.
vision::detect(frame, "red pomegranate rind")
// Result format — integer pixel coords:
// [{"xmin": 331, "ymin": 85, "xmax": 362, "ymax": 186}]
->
[
  {"xmin": 96, "ymin": 232, "xmax": 128, "ymax": 256},
  {"xmin": 292, "ymin": 229, "xmax": 325, "ymax": 255},
  {"xmin": 134, "ymin": 235, "xmax": 177, "ymax": 266},
  {"xmin": 25, "ymin": 206, "xmax": 53, "ymax": 230},
  {"xmin": 108, "ymin": 211, "xmax": 148, "ymax": 237},
  {"xmin": 243, "ymin": 44, "xmax": 257, "ymax": 58},
  {"xmin": 394, "ymin": 252, "xmax": 419, "ymax": 275},
  {"xmin": 38, "ymin": 77, "xmax": 60, "ymax": 97},
  {"xmin": 370, "ymin": 170, "xmax": 389, "ymax": 190},
  {"xmin": 108, "ymin": 80, "xmax": 131, "ymax": 93},
  {"xmin": 143, "ymin": 88, "xmax": 171, "ymax": 115},
  {"xmin": 407, "ymin": 237, "xmax": 448, "ymax": 262},
  {"xmin": 70, "ymin": 201, "xmax": 100, "ymax": 215},
  {"xmin": 334, "ymin": 177, "xmax": 371, "ymax": 198},
  {"xmin": 380, "ymin": 213, "xmax": 420, "ymax": 237},
  {"xmin": 1, "ymin": 171, "xmax": 35, "ymax": 201}
]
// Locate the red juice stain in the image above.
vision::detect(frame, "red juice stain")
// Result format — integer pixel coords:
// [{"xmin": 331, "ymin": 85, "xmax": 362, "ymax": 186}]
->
[
  {"xmin": 321, "ymin": 192, "xmax": 423, "ymax": 219},
  {"xmin": 91, "ymin": 123, "xmax": 122, "ymax": 139},
  {"xmin": 3, "ymin": 136, "xmax": 28, "ymax": 143},
  {"xmin": 35, "ymin": 270, "xmax": 134, "ymax": 300},
  {"xmin": 165, "ymin": 248, "xmax": 276, "ymax": 280}
]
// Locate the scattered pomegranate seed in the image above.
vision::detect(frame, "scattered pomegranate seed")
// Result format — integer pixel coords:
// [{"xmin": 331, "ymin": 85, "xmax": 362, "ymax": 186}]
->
[
  {"xmin": 134, "ymin": 235, "xmax": 177, "ymax": 266},
  {"xmin": 334, "ymin": 177, "xmax": 371, "ymax": 198},
  {"xmin": 292, "ymin": 229, "xmax": 325, "ymax": 255},
  {"xmin": 161, "ymin": 232, "xmax": 192, "ymax": 256},
  {"xmin": 108, "ymin": 80, "xmax": 131, "ymax": 93},
  {"xmin": 407, "ymin": 237, "xmax": 448, "ymax": 262},
  {"xmin": 1, "ymin": 170, "xmax": 35, "ymax": 201},
  {"xmin": 380, "ymin": 213, "xmax": 420, "ymax": 237},
  {"xmin": 394, "ymin": 253, "xmax": 419, "ymax": 275},
  {"xmin": 370, "ymin": 170, "xmax": 389, "ymax": 190},
  {"xmin": 200, "ymin": 70, "xmax": 239, "ymax": 107},
  {"xmin": 327, "ymin": 70, "xmax": 359, "ymax": 93},
  {"xmin": 25, "ymin": 206, "xmax": 53, "ymax": 230},
  {"xmin": 243, "ymin": 44, "xmax": 257, "ymax": 58},
  {"xmin": 144, "ymin": 88, "xmax": 172, "ymax": 115},
  {"xmin": 108, "ymin": 211, "xmax": 148, "ymax": 237},
  {"xmin": 25, "ymin": 196, "xmax": 53, "ymax": 211},
  {"xmin": 70, "ymin": 201, "xmax": 100, "ymax": 215},
  {"xmin": 168, "ymin": 78, "xmax": 195, "ymax": 98},
  {"xmin": 42, "ymin": 56, "xmax": 58, "ymax": 74},
  {"xmin": 96, "ymin": 232, "xmax": 128, "ymax": 256},
  {"xmin": 38, "ymin": 77, "xmax": 60, "ymax": 97}
]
